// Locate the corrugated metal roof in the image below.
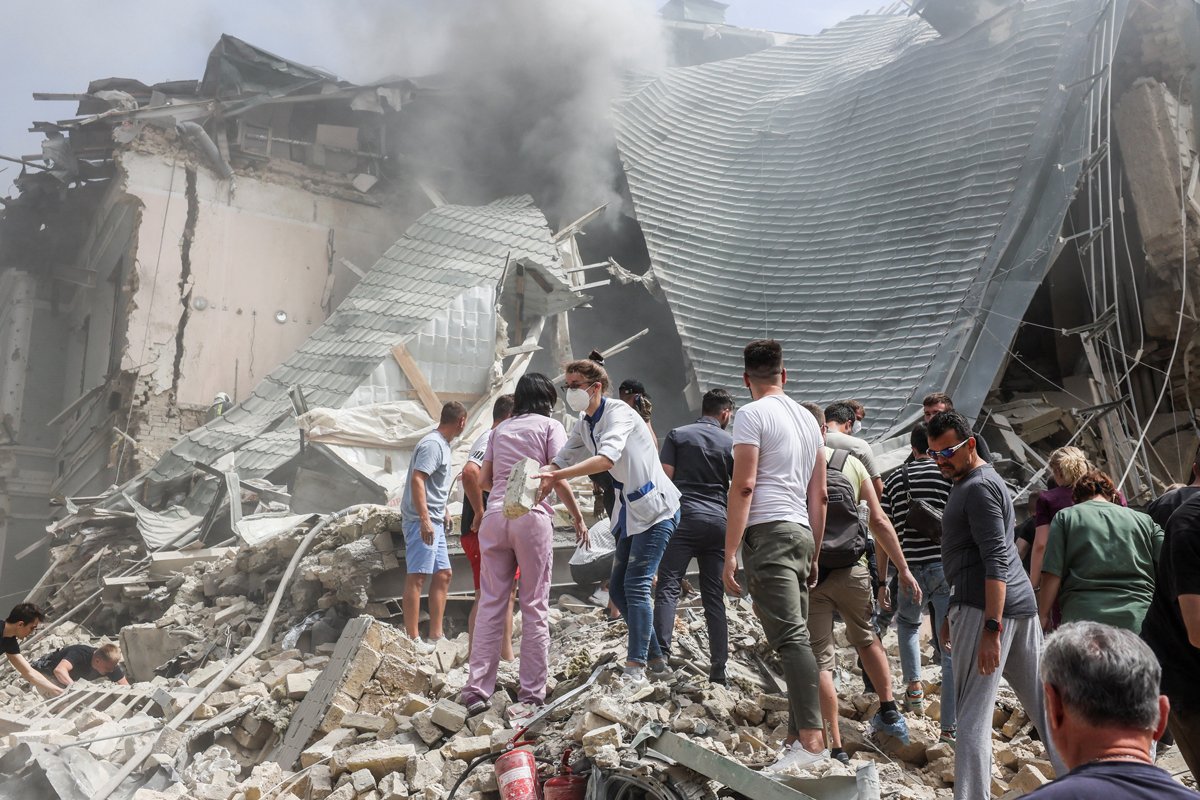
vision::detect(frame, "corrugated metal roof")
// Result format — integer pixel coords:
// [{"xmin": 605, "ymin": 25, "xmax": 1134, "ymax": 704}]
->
[
  {"xmin": 613, "ymin": 1, "xmax": 1119, "ymax": 438},
  {"xmin": 144, "ymin": 196, "xmax": 562, "ymax": 485}
]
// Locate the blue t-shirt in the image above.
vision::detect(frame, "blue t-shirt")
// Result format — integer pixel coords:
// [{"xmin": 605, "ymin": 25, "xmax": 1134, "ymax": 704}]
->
[
  {"xmin": 401, "ymin": 431, "xmax": 452, "ymax": 522},
  {"xmin": 1025, "ymin": 762, "xmax": 1197, "ymax": 799}
]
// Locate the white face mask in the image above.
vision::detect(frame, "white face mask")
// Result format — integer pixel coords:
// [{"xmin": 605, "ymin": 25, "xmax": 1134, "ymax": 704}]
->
[
  {"xmin": 851, "ymin": 420, "xmax": 863, "ymax": 435},
  {"xmin": 566, "ymin": 387, "xmax": 592, "ymax": 413}
]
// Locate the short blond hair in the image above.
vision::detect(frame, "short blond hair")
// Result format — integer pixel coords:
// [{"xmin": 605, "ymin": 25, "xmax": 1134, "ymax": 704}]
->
[
  {"xmin": 1049, "ymin": 446, "xmax": 1091, "ymax": 486},
  {"xmin": 96, "ymin": 643, "xmax": 121, "ymax": 664}
]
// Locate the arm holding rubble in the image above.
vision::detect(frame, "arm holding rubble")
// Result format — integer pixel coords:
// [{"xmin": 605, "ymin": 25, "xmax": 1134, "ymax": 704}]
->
[
  {"xmin": 53, "ymin": 658, "xmax": 74, "ymax": 687},
  {"xmin": 723, "ymin": 443, "xmax": 758, "ymax": 597},
  {"xmin": 5, "ymin": 654, "xmax": 63, "ymax": 696}
]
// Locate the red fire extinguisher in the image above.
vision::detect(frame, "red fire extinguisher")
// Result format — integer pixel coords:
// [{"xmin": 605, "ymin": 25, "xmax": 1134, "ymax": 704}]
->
[
  {"xmin": 496, "ymin": 747, "xmax": 542, "ymax": 800},
  {"xmin": 543, "ymin": 749, "xmax": 587, "ymax": 800}
]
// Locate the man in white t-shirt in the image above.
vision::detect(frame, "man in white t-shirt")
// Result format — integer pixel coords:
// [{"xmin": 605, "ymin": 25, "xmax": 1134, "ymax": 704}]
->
[{"xmin": 722, "ymin": 339, "xmax": 829, "ymax": 773}]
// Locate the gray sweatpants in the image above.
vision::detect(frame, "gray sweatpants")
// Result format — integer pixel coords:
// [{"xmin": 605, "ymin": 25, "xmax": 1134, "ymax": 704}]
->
[{"xmin": 949, "ymin": 604, "xmax": 1064, "ymax": 800}]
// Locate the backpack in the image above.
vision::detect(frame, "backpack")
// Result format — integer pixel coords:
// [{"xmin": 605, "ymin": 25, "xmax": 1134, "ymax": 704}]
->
[{"xmin": 819, "ymin": 449, "xmax": 869, "ymax": 569}]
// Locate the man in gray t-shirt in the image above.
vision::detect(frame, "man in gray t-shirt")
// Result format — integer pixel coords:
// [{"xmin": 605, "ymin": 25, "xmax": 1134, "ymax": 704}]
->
[
  {"xmin": 401, "ymin": 402, "xmax": 467, "ymax": 651},
  {"xmin": 928, "ymin": 411, "xmax": 1063, "ymax": 800}
]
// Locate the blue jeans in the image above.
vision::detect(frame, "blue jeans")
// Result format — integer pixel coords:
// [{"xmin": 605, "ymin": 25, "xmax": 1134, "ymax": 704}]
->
[
  {"xmin": 897, "ymin": 561, "xmax": 956, "ymax": 731},
  {"xmin": 610, "ymin": 512, "xmax": 678, "ymax": 665}
]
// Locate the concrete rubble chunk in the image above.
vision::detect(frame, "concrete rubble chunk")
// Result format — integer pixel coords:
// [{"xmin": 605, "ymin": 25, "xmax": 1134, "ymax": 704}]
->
[
  {"xmin": 302, "ymin": 727, "xmax": 356, "ymax": 769},
  {"xmin": 1008, "ymin": 763, "xmax": 1051, "ymax": 794},
  {"xmin": 351, "ymin": 768, "xmax": 378, "ymax": 793},
  {"xmin": 345, "ymin": 742, "xmax": 418, "ymax": 779},
  {"xmin": 286, "ymin": 669, "xmax": 320, "ymax": 699},
  {"xmin": 582, "ymin": 722, "xmax": 623, "ymax": 753},
  {"xmin": 444, "ymin": 735, "xmax": 491, "ymax": 761},
  {"xmin": 430, "ymin": 699, "xmax": 468, "ymax": 732},
  {"xmin": 502, "ymin": 457, "xmax": 542, "ymax": 519}
]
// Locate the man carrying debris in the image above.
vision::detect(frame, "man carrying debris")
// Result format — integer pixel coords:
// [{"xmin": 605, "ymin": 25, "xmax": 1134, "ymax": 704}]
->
[
  {"xmin": 927, "ymin": 411, "xmax": 1064, "ymax": 798},
  {"xmin": 540, "ymin": 358, "xmax": 681, "ymax": 689},
  {"xmin": 801, "ymin": 402, "xmax": 921, "ymax": 762},
  {"xmin": 0, "ymin": 604, "xmax": 63, "ymax": 697},
  {"xmin": 402, "ymin": 401, "xmax": 468, "ymax": 654},
  {"xmin": 653, "ymin": 387, "xmax": 735, "ymax": 686},
  {"xmin": 32, "ymin": 642, "xmax": 128, "ymax": 688},
  {"xmin": 721, "ymin": 339, "xmax": 828, "ymax": 772},
  {"xmin": 880, "ymin": 422, "xmax": 956, "ymax": 743},
  {"xmin": 461, "ymin": 394, "xmax": 515, "ymax": 661},
  {"xmin": 1029, "ymin": 621, "xmax": 1195, "ymax": 798}
]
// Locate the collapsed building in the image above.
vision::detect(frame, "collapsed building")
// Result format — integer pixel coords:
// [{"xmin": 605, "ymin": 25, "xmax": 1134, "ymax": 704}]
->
[{"xmin": 0, "ymin": 0, "xmax": 1199, "ymax": 797}]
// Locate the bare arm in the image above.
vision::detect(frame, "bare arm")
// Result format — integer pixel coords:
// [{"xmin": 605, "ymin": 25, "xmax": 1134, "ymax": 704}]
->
[
  {"xmin": 661, "ymin": 464, "xmax": 675, "ymax": 480},
  {"xmin": 862, "ymin": 478, "xmax": 921, "ymax": 605},
  {"xmin": 6, "ymin": 654, "xmax": 63, "ymax": 696},
  {"xmin": 53, "ymin": 658, "xmax": 74, "ymax": 687},
  {"xmin": 553, "ymin": 478, "xmax": 589, "ymax": 547},
  {"xmin": 1038, "ymin": 573, "xmax": 1062, "ymax": 630},
  {"xmin": 463, "ymin": 462, "xmax": 485, "ymax": 533},
  {"xmin": 410, "ymin": 471, "xmax": 436, "ymax": 544},
  {"xmin": 1029, "ymin": 523, "xmax": 1050, "ymax": 588},
  {"xmin": 806, "ymin": 448, "xmax": 828, "ymax": 562},
  {"xmin": 723, "ymin": 443, "xmax": 759, "ymax": 596},
  {"xmin": 115, "ymin": 676, "xmax": 130, "ymax": 686},
  {"xmin": 871, "ymin": 476, "xmax": 885, "ymax": 503}
]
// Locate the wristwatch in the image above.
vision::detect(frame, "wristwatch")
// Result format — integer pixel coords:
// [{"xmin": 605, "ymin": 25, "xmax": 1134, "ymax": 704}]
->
[{"xmin": 984, "ymin": 618, "xmax": 1003, "ymax": 634}]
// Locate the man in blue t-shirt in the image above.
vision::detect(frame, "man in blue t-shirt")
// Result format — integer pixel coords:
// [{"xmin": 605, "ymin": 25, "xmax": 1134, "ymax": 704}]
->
[
  {"xmin": 1028, "ymin": 621, "xmax": 1197, "ymax": 799},
  {"xmin": 401, "ymin": 401, "xmax": 467, "ymax": 653}
]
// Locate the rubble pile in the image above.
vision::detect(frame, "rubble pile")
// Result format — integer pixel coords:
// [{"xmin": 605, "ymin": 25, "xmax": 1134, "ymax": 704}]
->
[{"xmin": 0, "ymin": 506, "xmax": 1073, "ymax": 800}]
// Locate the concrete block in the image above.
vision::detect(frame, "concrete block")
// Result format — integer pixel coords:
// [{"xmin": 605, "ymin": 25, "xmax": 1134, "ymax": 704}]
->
[
  {"xmin": 502, "ymin": 458, "xmax": 541, "ymax": 519},
  {"xmin": 375, "ymin": 655, "xmax": 431, "ymax": 696},
  {"xmin": 148, "ymin": 547, "xmax": 238, "ymax": 579},
  {"xmin": 582, "ymin": 723, "xmax": 623, "ymax": 752},
  {"xmin": 318, "ymin": 691, "xmax": 360, "ymax": 734},
  {"xmin": 326, "ymin": 785, "xmax": 356, "ymax": 800},
  {"xmin": 286, "ymin": 670, "xmax": 320, "ymax": 700},
  {"xmin": 345, "ymin": 742, "xmax": 417, "ymax": 779},
  {"xmin": 399, "ymin": 694, "xmax": 433, "ymax": 716},
  {"xmin": 406, "ymin": 750, "xmax": 445, "ymax": 792},
  {"xmin": 412, "ymin": 712, "xmax": 444, "ymax": 745},
  {"xmin": 444, "ymin": 735, "xmax": 491, "ymax": 761},
  {"xmin": 301, "ymin": 727, "xmax": 355, "ymax": 769},
  {"xmin": 430, "ymin": 699, "xmax": 468, "ymax": 732},
  {"xmin": 213, "ymin": 600, "xmax": 248, "ymax": 625},
  {"xmin": 351, "ymin": 768, "xmax": 377, "ymax": 793},
  {"xmin": 341, "ymin": 712, "xmax": 388, "ymax": 733},
  {"xmin": 261, "ymin": 659, "xmax": 304, "ymax": 691},
  {"xmin": 1008, "ymin": 764, "xmax": 1050, "ymax": 794},
  {"xmin": 993, "ymin": 741, "xmax": 1018, "ymax": 769},
  {"xmin": 342, "ymin": 645, "xmax": 384, "ymax": 699}
]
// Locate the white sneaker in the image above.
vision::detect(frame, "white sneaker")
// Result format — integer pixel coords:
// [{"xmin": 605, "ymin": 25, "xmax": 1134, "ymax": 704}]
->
[
  {"xmin": 588, "ymin": 588, "xmax": 610, "ymax": 607},
  {"xmin": 410, "ymin": 637, "xmax": 437, "ymax": 655},
  {"xmin": 762, "ymin": 742, "xmax": 828, "ymax": 775},
  {"xmin": 618, "ymin": 667, "xmax": 649, "ymax": 693}
]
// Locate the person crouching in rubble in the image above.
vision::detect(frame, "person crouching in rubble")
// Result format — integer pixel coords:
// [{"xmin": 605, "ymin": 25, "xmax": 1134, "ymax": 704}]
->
[
  {"xmin": 539, "ymin": 359, "xmax": 681, "ymax": 689},
  {"xmin": 1, "ymin": 604, "xmax": 65, "ymax": 697},
  {"xmin": 32, "ymin": 642, "xmax": 128, "ymax": 690},
  {"xmin": 461, "ymin": 373, "xmax": 588, "ymax": 720}
]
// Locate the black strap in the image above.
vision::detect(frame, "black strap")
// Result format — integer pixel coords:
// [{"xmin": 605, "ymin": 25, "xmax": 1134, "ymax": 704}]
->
[{"xmin": 829, "ymin": 448, "xmax": 850, "ymax": 473}]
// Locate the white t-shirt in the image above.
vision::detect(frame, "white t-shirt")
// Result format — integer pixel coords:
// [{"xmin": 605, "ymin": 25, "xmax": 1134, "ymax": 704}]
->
[
  {"xmin": 731, "ymin": 393, "xmax": 822, "ymax": 528},
  {"xmin": 466, "ymin": 430, "xmax": 492, "ymax": 468}
]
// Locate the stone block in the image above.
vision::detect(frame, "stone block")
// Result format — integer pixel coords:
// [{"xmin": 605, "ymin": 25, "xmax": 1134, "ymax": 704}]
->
[
  {"xmin": 430, "ymin": 699, "xmax": 468, "ymax": 732},
  {"xmin": 326, "ymin": 785, "xmax": 356, "ymax": 800},
  {"xmin": 318, "ymin": 691, "xmax": 361, "ymax": 734},
  {"xmin": 342, "ymin": 645, "xmax": 384, "ymax": 699},
  {"xmin": 412, "ymin": 712, "xmax": 444, "ymax": 746},
  {"xmin": 1008, "ymin": 764, "xmax": 1050, "ymax": 795},
  {"xmin": 582, "ymin": 723, "xmax": 623, "ymax": 753},
  {"xmin": 341, "ymin": 712, "xmax": 388, "ymax": 732},
  {"xmin": 502, "ymin": 457, "xmax": 541, "ymax": 519},
  {"xmin": 375, "ymin": 655, "xmax": 430, "ymax": 696},
  {"xmin": 351, "ymin": 769, "xmax": 377, "ymax": 793},
  {"xmin": 301, "ymin": 727, "xmax": 355, "ymax": 769},
  {"xmin": 407, "ymin": 750, "xmax": 445, "ymax": 792},
  {"xmin": 286, "ymin": 670, "xmax": 320, "ymax": 700},
  {"xmin": 242, "ymin": 762, "xmax": 285, "ymax": 800},
  {"xmin": 261, "ymin": 659, "xmax": 304, "ymax": 691},
  {"xmin": 399, "ymin": 694, "xmax": 433, "ymax": 716},
  {"xmin": 925, "ymin": 742, "xmax": 954, "ymax": 763},
  {"xmin": 994, "ymin": 741, "xmax": 1019, "ymax": 769},
  {"xmin": 346, "ymin": 742, "xmax": 417, "ymax": 779},
  {"xmin": 444, "ymin": 735, "xmax": 491, "ymax": 761}
]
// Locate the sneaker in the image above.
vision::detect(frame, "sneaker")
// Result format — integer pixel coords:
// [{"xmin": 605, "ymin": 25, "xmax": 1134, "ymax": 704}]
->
[
  {"xmin": 762, "ymin": 741, "xmax": 828, "ymax": 774},
  {"xmin": 830, "ymin": 748, "xmax": 851, "ymax": 765},
  {"xmin": 588, "ymin": 588, "xmax": 610, "ymax": 607},
  {"xmin": 463, "ymin": 697, "xmax": 488, "ymax": 717},
  {"xmin": 939, "ymin": 729, "xmax": 957, "ymax": 746},
  {"xmin": 904, "ymin": 687, "xmax": 926, "ymax": 716},
  {"xmin": 647, "ymin": 658, "xmax": 673, "ymax": 680},
  {"xmin": 410, "ymin": 637, "xmax": 437, "ymax": 655},
  {"xmin": 870, "ymin": 709, "xmax": 911, "ymax": 745},
  {"xmin": 618, "ymin": 666, "xmax": 649, "ymax": 692}
]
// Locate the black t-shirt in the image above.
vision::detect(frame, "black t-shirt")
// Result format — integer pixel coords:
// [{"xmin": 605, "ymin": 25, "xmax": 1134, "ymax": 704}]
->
[
  {"xmin": 0, "ymin": 636, "xmax": 18, "ymax": 655},
  {"xmin": 37, "ymin": 645, "xmax": 125, "ymax": 683},
  {"xmin": 1142, "ymin": 494, "xmax": 1200, "ymax": 710},
  {"xmin": 1146, "ymin": 486, "xmax": 1200, "ymax": 529},
  {"xmin": 1025, "ymin": 762, "xmax": 1198, "ymax": 799},
  {"xmin": 1014, "ymin": 516, "xmax": 1036, "ymax": 571}
]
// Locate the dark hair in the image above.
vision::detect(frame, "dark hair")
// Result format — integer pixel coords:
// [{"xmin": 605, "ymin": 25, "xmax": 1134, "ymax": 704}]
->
[
  {"xmin": 927, "ymin": 410, "xmax": 972, "ymax": 442},
  {"xmin": 824, "ymin": 402, "xmax": 855, "ymax": 426},
  {"xmin": 565, "ymin": 359, "xmax": 610, "ymax": 393},
  {"xmin": 743, "ymin": 339, "xmax": 783, "ymax": 381},
  {"xmin": 619, "ymin": 378, "xmax": 646, "ymax": 396},
  {"xmin": 513, "ymin": 373, "xmax": 557, "ymax": 417},
  {"xmin": 492, "ymin": 394, "xmax": 515, "ymax": 422},
  {"xmin": 702, "ymin": 388, "xmax": 734, "ymax": 416},
  {"xmin": 6, "ymin": 603, "xmax": 44, "ymax": 625},
  {"xmin": 440, "ymin": 401, "xmax": 468, "ymax": 425},
  {"xmin": 1072, "ymin": 470, "xmax": 1119, "ymax": 503},
  {"xmin": 840, "ymin": 399, "xmax": 865, "ymax": 418},
  {"xmin": 922, "ymin": 392, "xmax": 954, "ymax": 410},
  {"xmin": 909, "ymin": 422, "xmax": 930, "ymax": 454}
]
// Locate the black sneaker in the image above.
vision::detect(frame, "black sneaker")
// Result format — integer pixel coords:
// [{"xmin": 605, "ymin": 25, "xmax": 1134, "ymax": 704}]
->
[{"xmin": 830, "ymin": 748, "xmax": 851, "ymax": 765}]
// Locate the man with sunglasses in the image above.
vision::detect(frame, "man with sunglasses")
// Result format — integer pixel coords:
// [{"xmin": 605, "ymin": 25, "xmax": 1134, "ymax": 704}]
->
[{"xmin": 928, "ymin": 411, "xmax": 1063, "ymax": 799}]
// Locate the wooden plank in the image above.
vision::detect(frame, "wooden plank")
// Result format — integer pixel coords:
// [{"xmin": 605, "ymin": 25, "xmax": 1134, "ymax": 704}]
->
[{"xmin": 391, "ymin": 342, "xmax": 442, "ymax": 419}]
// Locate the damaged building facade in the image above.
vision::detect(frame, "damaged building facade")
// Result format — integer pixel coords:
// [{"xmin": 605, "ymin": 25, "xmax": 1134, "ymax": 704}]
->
[{"xmin": 0, "ymin": 0, "xmax": 1199, "ymax": 797}]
